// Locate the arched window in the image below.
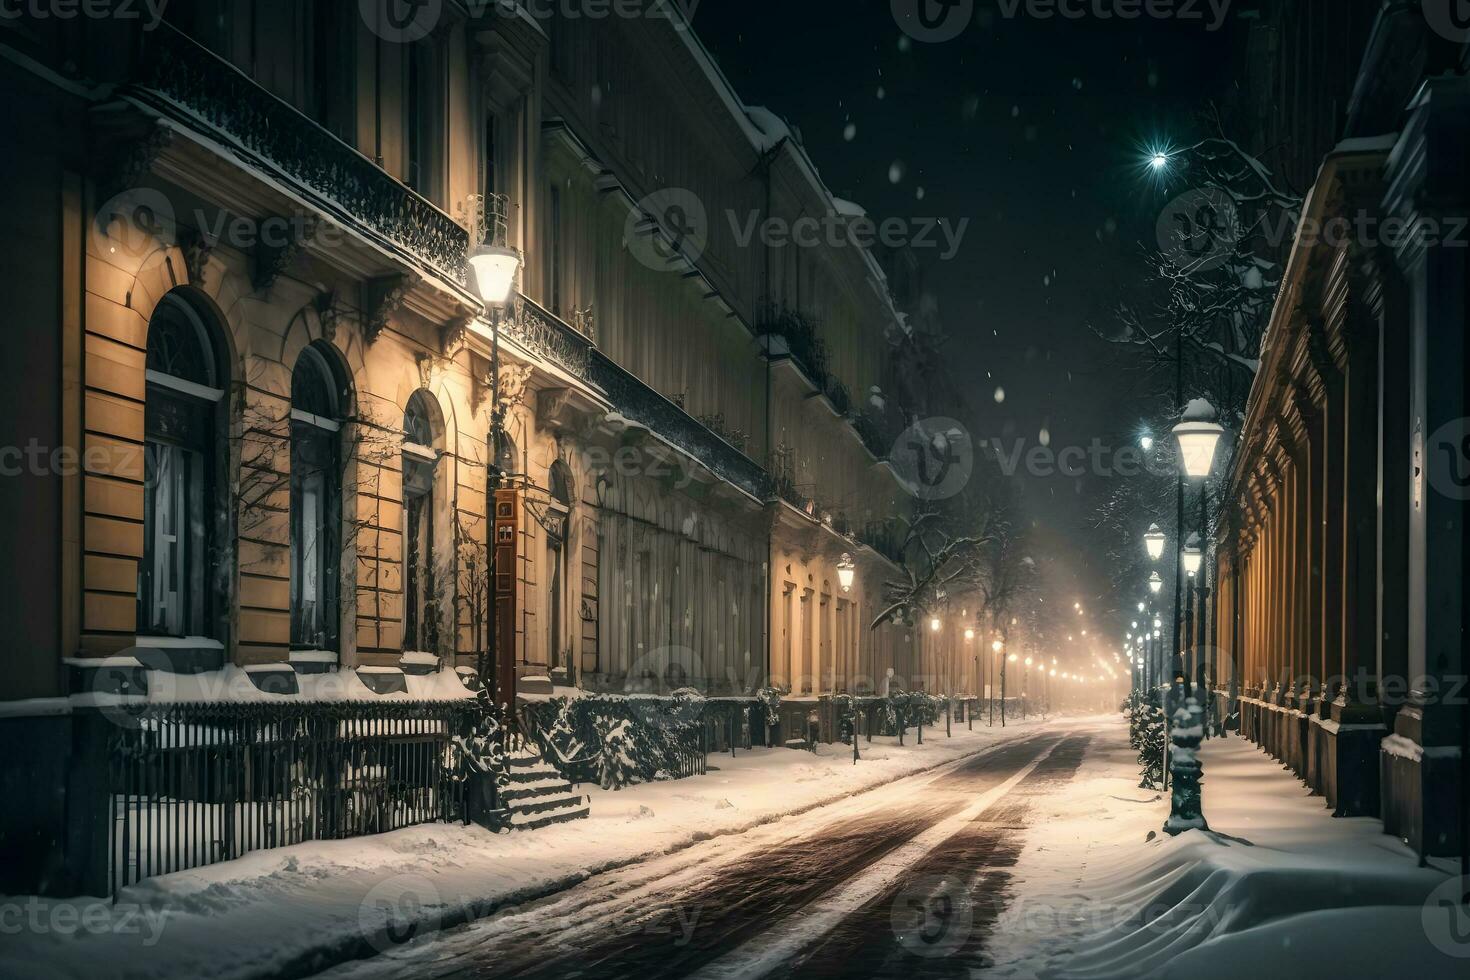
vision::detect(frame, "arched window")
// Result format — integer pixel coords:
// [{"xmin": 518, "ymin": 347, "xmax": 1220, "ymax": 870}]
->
[
  {"xmin": 402, "ymin": 391, "xmax": 440, "ymax": 653},
  {"xmin": 290, "ymin": 344, "xmax": 344, "ymax": 651},
  {"xmin": 139, "ymin": 293, "xmax": 225, "ymax": 638},
  {"xmin": 546, "ymin": 461, "xmax": 573, "ymax": 679}
]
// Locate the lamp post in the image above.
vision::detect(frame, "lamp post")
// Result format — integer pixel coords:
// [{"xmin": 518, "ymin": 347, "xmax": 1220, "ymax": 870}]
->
[
  {"xmin": 1165, "ymin": 399, "xmax": 1223, "ymax": 835},
  {"xmin": 466, "ymin": 204, "xmax": 522, "ymax": 706}
]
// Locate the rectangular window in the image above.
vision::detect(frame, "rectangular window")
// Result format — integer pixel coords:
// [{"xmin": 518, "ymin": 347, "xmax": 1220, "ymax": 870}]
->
[
  {"xmin": 406, "ymin": 38, "xmax": 443, "ymax": 202},
  {"xmin": 141, "ymin": 441, "xmax": 205, "ymax": 637},
  {"xmin": 549, "ymin": 184, "xmax": 563, "ymax": 316},
  {"xmin": 310, "ymin": 0, "xmax": 355, "ymax": 142}
]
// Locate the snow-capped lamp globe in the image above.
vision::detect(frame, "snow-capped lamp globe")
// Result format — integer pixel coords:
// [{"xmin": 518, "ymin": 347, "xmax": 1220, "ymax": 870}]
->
[
  {"xmin": 1148, "ymin": 571, "xmax": 1164, "ymax": 594},
  {"xmin": 1173, "ymin": 398, "xmax": 1225, "ymax": 480},
  {"xmin": 1143, "ymin": 523, "xmax": 1166, "ymax": 561},
  {"xmin": 1183, "ymin": 533, "xmax": 1203, "ymax": 577},
  {"xmin": 837, "ymin": 553, "xmax": 856, "ymax": 593}
]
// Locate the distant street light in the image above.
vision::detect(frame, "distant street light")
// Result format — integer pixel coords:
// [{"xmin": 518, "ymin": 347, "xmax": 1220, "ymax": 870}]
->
[
  {"xmin": 930, "ymin": 616, "xmax": 942, "ymax": 633},
  {"xmin": 837, "ymin": 553, "xmax": 856, "ymax": 593},
  {"xmin": 1149, "ymin": 572, "xmax": 1164, "ymax": 594},
  {"xmin": 1144, "ymin": 524, "xmax": 1167, "ymax": 561},
  {"xmin": 1183, "ymin": 534, "xmax": 1203, "ymax": 577}
]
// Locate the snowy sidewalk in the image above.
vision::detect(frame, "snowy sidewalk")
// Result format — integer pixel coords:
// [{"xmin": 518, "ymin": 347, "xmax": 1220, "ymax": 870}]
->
[
  {"xmin": 983, "ymin": 716, "xmax": 1468, "ymax": 978},
  {"xmin": 1, "ymin": 716, "xmax": 1046, "ymax": 980}
]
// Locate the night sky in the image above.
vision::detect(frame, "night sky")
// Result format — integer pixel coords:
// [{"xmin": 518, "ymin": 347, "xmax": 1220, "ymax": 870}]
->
[{"xmin": 693, "ymin": 1, "xmax": 1240, "ymax": 625}]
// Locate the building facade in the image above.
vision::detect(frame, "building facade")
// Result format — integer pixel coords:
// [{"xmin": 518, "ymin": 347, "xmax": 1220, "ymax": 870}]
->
[
  {"xmin": 0, "ymin": 2, "xmax": 973, "ymax": 892},
  {"xmin": 1211, "ymin": 3, "xmax": 1467, "ymax": 860}
]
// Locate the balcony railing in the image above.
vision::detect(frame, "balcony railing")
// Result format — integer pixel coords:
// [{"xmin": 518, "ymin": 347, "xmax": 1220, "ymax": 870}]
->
[
  {"xmin": 502, "ymin": 295, "xmax": 595, "ymax": 380},
  {"xmin": 590, "ymin": 353, "xmax": 774, "ymax": 502},
  {"xmin": 126, "ymin": 24, "xmax": 469, "ymax": 283}
]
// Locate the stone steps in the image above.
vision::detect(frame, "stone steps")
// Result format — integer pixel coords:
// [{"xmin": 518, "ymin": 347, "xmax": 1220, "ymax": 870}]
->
[{"xmin": 500, "ymin": 749, "xmax": 589, "ymax": 829}]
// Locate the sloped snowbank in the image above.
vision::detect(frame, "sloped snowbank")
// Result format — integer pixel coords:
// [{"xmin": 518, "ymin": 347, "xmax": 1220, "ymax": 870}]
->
[{"xmin": 984, "ymin": 717, "xmax": 1465, "ymax": 978}]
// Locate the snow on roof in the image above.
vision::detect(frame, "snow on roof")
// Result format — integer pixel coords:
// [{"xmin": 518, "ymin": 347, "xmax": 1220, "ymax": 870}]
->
[
  {"xmin": 831, "ymin": 197, "xmax": 867, "ymax": 218},
  {"xmin": 662, "ymin": 7, "xmax": 905, "ymax": 330},
  {"xmin": 745, "ymin": 105, "xmax": 793, "ymax": 151}
]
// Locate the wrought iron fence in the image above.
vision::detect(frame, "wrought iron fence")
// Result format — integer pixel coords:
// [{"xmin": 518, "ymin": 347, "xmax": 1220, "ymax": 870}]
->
[{"xmin": 105, "ymin": 700, "xmax": 474, "ymax": 895}]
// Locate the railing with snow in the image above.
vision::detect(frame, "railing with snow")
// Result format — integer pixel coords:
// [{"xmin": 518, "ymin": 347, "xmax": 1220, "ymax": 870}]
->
[
  {"xmin": 125, "ymin": 23, "xmax": 470, "ymax": 282},
  {"xmin": 102, "ymin": 700, "xmax": 475, "ymax": 895}
]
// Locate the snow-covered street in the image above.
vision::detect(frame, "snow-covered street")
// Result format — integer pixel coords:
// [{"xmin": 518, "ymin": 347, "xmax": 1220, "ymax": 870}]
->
[
  {"xmin": 316, "ymin": 715, "xmax": 1467, "ymax": 980},
  {"xmin": 11, "ymin": 713, "xmax": 1466, "ymax": 980}
]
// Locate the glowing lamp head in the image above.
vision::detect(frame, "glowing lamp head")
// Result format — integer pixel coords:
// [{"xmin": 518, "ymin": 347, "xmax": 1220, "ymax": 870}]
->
[
  {"xmin": 837, "ymin": 553, "xmax": 856, "ymax": 593},
  {"xmin": 964, "ymin": 628, "xmax": 975, "ymax": 642},
  {"xmin": 1150, "ymin": 152, "xmax": 1169, "ymax": 170},
  {"xmin": 930, "ymin": 616, "xmax": 942, "ymax": 633},
  {"xmin": 991, "ymin": 639, "xmax": 1004, "ymax": 653},
  {"xmin": 1183, "ymin": 535, "xmax": 1203, "ymax": 576},
  {"xmin": 468, "ymin": 243, "xmax": 521, "ymax": 307},
  {"xmin": 1008, "ymin": 653, "xmax": 1018, "ymax": 663},
  {"xmin": 1024, "ymin": 656, "xmax": 1033, "ymax": 667},
  {"xmin": 1172, "ymin": 402, "xmax": 1224, "ymax": 479},
  {"xmin": 1143, "ymin": 524, "xmax": 1166, "ymax": 561},
  {"xmin": 1148, "ymin": 571, "xmax": 1164, "ymax": 594}
]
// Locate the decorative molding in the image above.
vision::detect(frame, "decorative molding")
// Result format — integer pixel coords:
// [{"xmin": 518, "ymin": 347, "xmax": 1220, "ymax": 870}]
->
[
  {"xmin": 179, "ymin": 226, "xmax": 214, "ymax": 289},
  {"xmin": 314, "ymin": 289, "xmax": 342, "ymax": 344},
  {"xmin": 251, "ymin": 215, "xmax": 316, "ymax": 293},
  {"xmin": 361, "ymin": 273, "xmax": 417, "ymax": 345}
]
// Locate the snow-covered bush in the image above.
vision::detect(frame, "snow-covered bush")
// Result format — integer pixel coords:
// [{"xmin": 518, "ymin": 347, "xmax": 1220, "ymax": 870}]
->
[
  {"xmin": 1136, "ymin": 702, "xmax": 1167, "ymax": 789},
  {"xmin": 592, "ymin": 714, "xmax": 639, "ymax": 791},
  {"xmin": 453, "ymin": 689, "xmax": 510, "ymax": 789}
]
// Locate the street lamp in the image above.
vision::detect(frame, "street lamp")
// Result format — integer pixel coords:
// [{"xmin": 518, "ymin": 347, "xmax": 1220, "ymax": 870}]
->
[
  {"xmin": 964, "ymin": 627, "xmax": 974, "ymax": 642},
  {"xmin": 1172, "ymin": 400, "xmax": 1224, "ymax": 480},
  {"xmin": 837, "ymin": 553, "xmax": 856, "ymax": 593},
  {"xmin": 467, "ymin": 220, "xmax": 522, "ymax": 699},
  {"xmin": 1144, "ymin": 524, "xmax": 1166, "ymax": 561},
  {"xmin": 1183, "ymin": 534, "xmax": 1202, "ymax": 577},
  {"xmin": 468, "ymin": 243, "xmax": 522, "ymax": 307},
  {"xmin": 1149, "ymin": 572, "xmax": 1163, "ymax": 594}
]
